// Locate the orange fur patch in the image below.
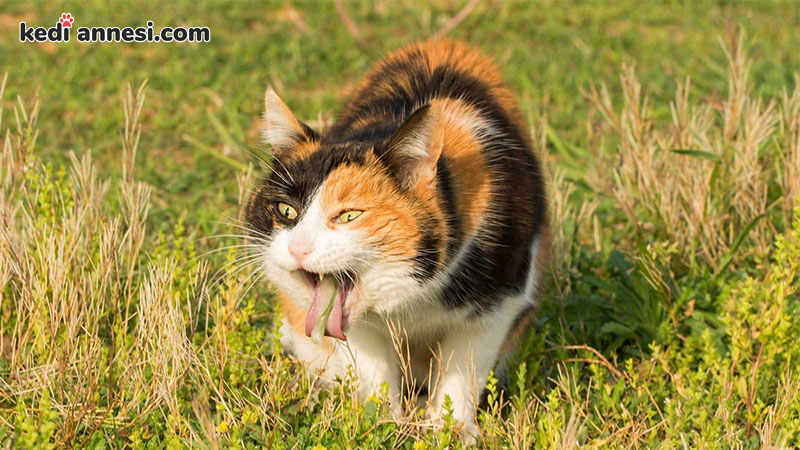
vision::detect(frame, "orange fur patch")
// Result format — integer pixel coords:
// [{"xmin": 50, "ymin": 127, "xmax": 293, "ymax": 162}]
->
[
  {"xmin": 430, "ymin": 98, "xmax": 492, "ymax": 236},
  {"xmin": 318, "ymin": 155, "xmax": 438, "ymax": 262},
  {"xmin": 284, "ymin": 140, "xmax": 320, "ymax": 162}
]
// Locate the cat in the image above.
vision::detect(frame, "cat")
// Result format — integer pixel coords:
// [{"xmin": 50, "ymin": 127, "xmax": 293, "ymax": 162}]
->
[{"xmin": 245, "ymin": 39, "xmax": 548, "ymax": 439}]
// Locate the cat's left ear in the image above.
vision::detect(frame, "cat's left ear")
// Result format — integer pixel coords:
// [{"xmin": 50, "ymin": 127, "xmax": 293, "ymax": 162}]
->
[
  {"xmin": 262, "ymin": 88, "xmax": 317, "ymax": 153},
  {"xmin": 378, "ymin": 104, "xmax": 443, "ymax": 190}
]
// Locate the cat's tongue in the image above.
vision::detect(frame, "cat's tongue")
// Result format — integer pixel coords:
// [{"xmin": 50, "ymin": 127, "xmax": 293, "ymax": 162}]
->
[{"xmin": 304, "ymin": 277, "xmax": 347, "ymax": 341}]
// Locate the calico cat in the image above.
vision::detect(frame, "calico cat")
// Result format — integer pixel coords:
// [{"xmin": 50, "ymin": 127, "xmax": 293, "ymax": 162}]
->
[{"xmin": 245, "ymin": 39, "xmax": 548, "ymax": 438}]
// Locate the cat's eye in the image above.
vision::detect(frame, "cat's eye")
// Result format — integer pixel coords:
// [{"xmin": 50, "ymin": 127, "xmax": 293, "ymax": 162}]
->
[
  {"xmin": 337, "ymin": 210, "xmax": 363, "ymax": 224},
  {"xmin": 277, "ymin": 202, "xmax": 298, "ymax": 220}
]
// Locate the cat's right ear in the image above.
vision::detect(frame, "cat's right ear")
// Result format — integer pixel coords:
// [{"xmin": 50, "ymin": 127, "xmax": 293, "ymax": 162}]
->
[{"xmin": 262, "ymin": 88, "xmax": 316, "ymax": 153}]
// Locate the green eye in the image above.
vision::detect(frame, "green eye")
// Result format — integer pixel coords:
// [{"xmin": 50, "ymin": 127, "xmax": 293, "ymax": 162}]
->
[
  {"xmin": 277, "ymin": 202, "xmax": 298, "ymax": 220},
  {"xmin": 337, "ymin": 210, "xmax": 363, "ymax": 224}
]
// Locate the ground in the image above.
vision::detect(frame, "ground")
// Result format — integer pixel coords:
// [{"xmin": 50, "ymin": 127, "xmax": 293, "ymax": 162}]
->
[{"xmin": 1, "ymin": 1, "xmax": 799, "ymax": 448}]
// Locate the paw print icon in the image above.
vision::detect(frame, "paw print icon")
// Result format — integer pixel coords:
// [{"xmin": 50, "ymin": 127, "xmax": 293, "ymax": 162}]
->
[{"xmin": 59, "ymin": 13, "xmax": 74, "ymax": 28}]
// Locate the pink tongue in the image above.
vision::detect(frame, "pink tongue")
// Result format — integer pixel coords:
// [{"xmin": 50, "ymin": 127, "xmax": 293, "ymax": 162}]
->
[{"xmin": 304, "ymin": 279, "xmax": 346, "ymax": 341}]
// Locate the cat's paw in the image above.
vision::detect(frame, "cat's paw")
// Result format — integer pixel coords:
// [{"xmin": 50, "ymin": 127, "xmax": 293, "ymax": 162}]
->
[
  {"xmin": 358, "ymin": 380, "xmax": 403, "ymax": 419},
  {"xmin": 389, "ymin": 397, "xmax": 404, "ymax": 419},
  {"xmin": 458, "ymin": 420, "xmax": 480, "ymax": 446},
  {"xmin": 427, "ymin": 413, "xmax": 480, "ymax": 446},
  {"xmin": 425, "ymin": 399, "xmax": 480, "ymax": 446}
]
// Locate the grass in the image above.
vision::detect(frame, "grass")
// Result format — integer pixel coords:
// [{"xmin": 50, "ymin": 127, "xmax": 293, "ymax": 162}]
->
[{"xmin": 1, "ymin": 1, "xmax": 800, "ymax": 448}]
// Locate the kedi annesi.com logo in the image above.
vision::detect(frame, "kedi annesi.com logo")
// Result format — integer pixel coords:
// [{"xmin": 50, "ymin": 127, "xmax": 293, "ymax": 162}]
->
[
  {"xmin": 20, "ymin": 13, "xmax": 211, "ymax": 43},
  {"xmin": 19, "ymin": 12, "xmax": 73, "ymax": 42}
]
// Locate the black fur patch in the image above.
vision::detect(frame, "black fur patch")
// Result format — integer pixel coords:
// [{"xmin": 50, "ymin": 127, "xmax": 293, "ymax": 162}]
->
[{"xmin": 435, "ymin": 156, "xmax": 462, "ymax": 257}]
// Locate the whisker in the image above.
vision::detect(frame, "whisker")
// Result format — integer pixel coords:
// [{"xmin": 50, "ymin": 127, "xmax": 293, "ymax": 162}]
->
[
  {"xmin": 237, "ymin": 271, "xmax": 266, "ymax": 303},
  {"xmin": 265, "ymin": 162, "xmax": 293, "ymax": 188},
  {"xmin": 192, "ymin": 244, "xmax": 265, "ymax": 261},
  {"xmin": 270, "ymin": 156, "xmax": 295, "ymax": 184},
  {"xmin": 219, "ymin": 258, "xmax": 264, "ymax": 285},
  {"xmin": 205, "ymin": 253, "xmax": 264, "ymax": 290},
  {"xmin": 237, "ymin": 143, "xmax": 271, "ymax": 167},
  {"xmin": 196, "ymin": 234, "xmax": 266, "ymax": 242}
]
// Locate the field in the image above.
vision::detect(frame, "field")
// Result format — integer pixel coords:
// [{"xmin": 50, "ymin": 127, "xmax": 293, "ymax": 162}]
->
[{"xmin": 1, "ymin": 1, "xmax": 800, "ymax": 448}]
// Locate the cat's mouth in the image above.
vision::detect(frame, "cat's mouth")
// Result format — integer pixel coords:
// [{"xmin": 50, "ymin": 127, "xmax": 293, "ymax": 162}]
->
[{"xmin": 297, "ymin": 269, "xmax": 356, "ymax": 341}]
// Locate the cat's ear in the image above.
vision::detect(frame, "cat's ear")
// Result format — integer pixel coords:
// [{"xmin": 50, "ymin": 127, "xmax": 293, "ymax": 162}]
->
[
  {"xmin": 379, "ymin": 104, "xmax": 443, "ymax": 190},
  {"xmin": 262, "ymin": 87, "xmax": 316, "ymax": 153}
]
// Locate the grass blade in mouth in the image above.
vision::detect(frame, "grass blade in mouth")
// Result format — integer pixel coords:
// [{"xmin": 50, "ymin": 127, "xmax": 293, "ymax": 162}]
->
[{"xmin": 311, "ymin": 285, "xmax": 338, "ymax": 344}]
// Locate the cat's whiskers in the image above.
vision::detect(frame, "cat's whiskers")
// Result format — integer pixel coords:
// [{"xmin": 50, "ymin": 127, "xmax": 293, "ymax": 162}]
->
[
  {"xmin": 204, "ymin": 252, "xmax": 265, "ymax": 291},
  {"xmin": 266, "ymin": 175, "xmax": 292, "ymax": 192},
  {"xmin": 237, "ymin": 143, "xmax": 271, "ymax": 167},
  {"xmin": 336, "ymin": 261, "xmax": 359, "ymax": 287},
  {"xmin": 260, "ymin": 156, "xmax": 295, "ymax": 188},
  {"xmin": 195, "ymin": 221, "xmax": 271, "ymax": 244},
  {"xmin": 224, "ymin": 258, "xmax": 265, "ymax": 285},
  {"xmin": 197, "ymin": 233, "xmax": 266, "ymax": 243},
  {"xmin": 339, "ymin": 254, "xmax": 374, "ymax": 268},
  {"xmin": 270, "ymin": 156, "xmax": 296, "ymax": 184},
  {"xmin": 219, "ymin": 225, "xmax": 272, "ymax": 243},
  {"xmin": 216, "ymin": 214, "xmax": 269, "ymax": 230},
  {"xmin": 192, "ymin": 244, "xmax": 265, "ymax": 261},
  {"xmin": 234, "ymin": 270, "xmax": 267, "ymax": 309}
]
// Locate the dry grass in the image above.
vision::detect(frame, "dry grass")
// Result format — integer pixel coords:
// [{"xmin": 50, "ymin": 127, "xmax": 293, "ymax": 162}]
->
[
  {"xmin": 0, "ymin": 78, "xmax": 265, "ymax": 446},
  {"xmin": 583, "ymin": 27, "xmax": 796, "ymax": 269},
  {"xmin": 780, "ymin": 75, "xmax": 800, "ymax": 219},
  {"xmin": 0, "ymin": 80, "xmax": 176, "ymax": 445}
]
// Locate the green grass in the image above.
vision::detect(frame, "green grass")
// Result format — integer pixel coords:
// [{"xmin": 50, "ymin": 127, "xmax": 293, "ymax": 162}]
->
[{"xmin": 1, "ymin": 1, "xmax": 800, "ymax": 448}]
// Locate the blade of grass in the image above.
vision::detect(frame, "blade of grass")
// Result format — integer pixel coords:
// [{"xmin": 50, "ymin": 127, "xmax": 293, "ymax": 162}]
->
[
  {"xmin": 181, "ymin": 133, "xmax": 247, "ymax": 172},
  {"xmin": 547, "ymin": 125, "xmax": 585, "ymax": 167},
  {"xmin": 713, "ymin": 212, "xmax": 768, "ymax": 280},
  {"xmin": 670, "ymin": 149, "xmax": 721, "ymax": 161}
]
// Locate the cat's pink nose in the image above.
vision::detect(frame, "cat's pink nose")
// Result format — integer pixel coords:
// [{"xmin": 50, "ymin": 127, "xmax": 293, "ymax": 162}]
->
[{"xmin": 288, "ymin": 236, "xmax": 314, "ymax": 265}]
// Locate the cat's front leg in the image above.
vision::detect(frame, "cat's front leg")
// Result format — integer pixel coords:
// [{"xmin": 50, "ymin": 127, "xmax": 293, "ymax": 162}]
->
[
  {"xmin": 278, "ymin": 316, "xmax": 350, "ymax": 385},
  {"xmin": 344, "ymin": 325, "xmax": 403, "ymax": 416},
  {"xmin": 429, "ymin": 298, "xmax": 527, "ymax": 442}
]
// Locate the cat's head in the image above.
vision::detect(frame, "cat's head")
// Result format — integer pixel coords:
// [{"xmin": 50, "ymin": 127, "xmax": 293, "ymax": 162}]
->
[{"xmin": 245, "ymin": 88, "xmax": 447, "ymax": 341}]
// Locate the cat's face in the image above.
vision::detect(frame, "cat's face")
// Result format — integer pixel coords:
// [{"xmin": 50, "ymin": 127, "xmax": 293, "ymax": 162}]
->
[{"xmin": 245, "ymin": 89, "xmax": 446, "ymax": 341}]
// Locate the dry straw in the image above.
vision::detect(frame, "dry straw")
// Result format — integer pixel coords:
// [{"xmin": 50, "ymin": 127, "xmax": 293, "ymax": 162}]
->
[{"xmin": 579, "ymin": 28, "xmax": 799, "ymax": 270}]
